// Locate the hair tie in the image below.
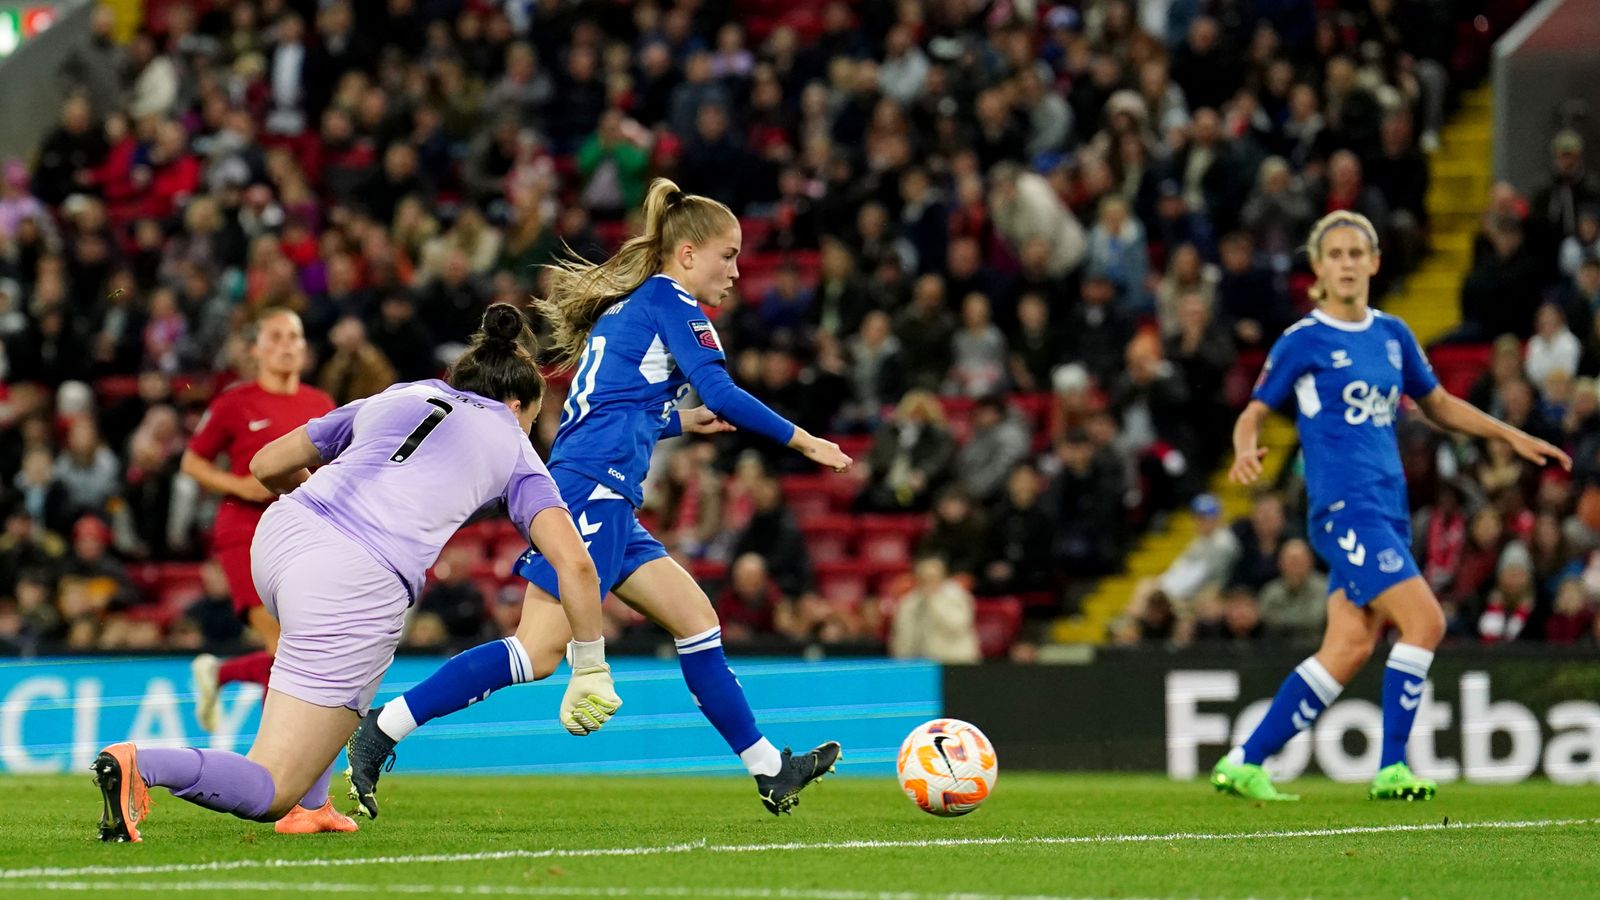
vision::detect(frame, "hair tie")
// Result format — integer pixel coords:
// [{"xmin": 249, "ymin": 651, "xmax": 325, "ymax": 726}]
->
[{"xmin": 666, "ymin": 190, "xmax": 686, "ymax": 207}]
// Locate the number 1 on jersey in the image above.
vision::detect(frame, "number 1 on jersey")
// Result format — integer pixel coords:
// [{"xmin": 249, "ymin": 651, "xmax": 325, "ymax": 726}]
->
[{"xmin": 391, "ymin": 398, "xmax": 453, "ymax": 462}]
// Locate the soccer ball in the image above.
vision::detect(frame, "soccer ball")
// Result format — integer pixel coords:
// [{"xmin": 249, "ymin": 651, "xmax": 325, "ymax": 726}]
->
[{"xmin": 896, "ymin": 718, "xmax": 998, "ymax": 817}]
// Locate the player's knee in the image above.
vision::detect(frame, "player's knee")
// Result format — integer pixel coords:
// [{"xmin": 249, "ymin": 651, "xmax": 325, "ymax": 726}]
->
[
  {"xmin": 1319, "ymin": 640, "xmax": 1371, "ymax": 681},
  {"xmin": 530, "ymin": 644, "xmax": 563, "ymax": 680},
  {"xmin": 1402, "ymin": 605, "xmax": 1446, "ymax": 650}
]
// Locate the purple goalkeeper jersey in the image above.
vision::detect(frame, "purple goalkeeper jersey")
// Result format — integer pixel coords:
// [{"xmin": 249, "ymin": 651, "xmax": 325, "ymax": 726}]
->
[{"xmin": 289, "ymin": 379, "xmax": 565, "ymax": 600}]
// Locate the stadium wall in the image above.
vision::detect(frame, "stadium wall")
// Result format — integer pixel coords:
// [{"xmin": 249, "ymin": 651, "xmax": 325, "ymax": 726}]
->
[
  {"xmin": 0, "ymin": 0, "xmax": 93, "ymax": 161},
  {"xmin": 944, "ymin": 651, "xmax": 1600, "ymax": 784},
  {"xmin": 1493, "ymin": 0, "xmax": 1600, "ymax": 192},
  {"xmin": 0, "ymin": 656, "xmax": 940, "ymax": 777}
]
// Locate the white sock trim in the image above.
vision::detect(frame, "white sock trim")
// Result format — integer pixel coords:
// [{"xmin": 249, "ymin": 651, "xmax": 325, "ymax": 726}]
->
[
  {"xmin": 376, "ymin": 697, "xmax": 419, "ymax": 742},
  {"xmin": 739, "ymin": 737, "xmax": 782, "ymax": 777},
  {"xmin": 675, "ymin": 626, "xmax": 722, "ymax": 655},
  {"xmin": 1386, "ymin": 642, "xmax": 1435, "ymax": 679},
  {"xmin": 1295, "ymin": 657, "xmax": 1345, "ymax": 706},
  {"xmin": 504, "ymin": 637, "xmax": 534, "ymax": 685}
]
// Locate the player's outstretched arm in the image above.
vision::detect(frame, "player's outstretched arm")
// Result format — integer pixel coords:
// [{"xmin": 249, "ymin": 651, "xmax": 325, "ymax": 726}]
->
[
  {"xmin": 1229, "ymin": 400, "xmax": 1272, "ymax": 485},
  {"xmin": 247, "ymin": 427, "xmax": 322, "ymax": 495},
  {"xmin": 1415, "ymin": 387, "xmax": 1572, "ymax": 470},
  {"xmin": 527, "ymin": 506, "xmax": 620, "ymax": 736}
]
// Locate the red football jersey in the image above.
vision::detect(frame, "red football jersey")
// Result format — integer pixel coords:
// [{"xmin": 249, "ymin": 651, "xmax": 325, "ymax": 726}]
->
[{"xmin": 187, "ymin": 381, "xmax": 335, "ymax": 546}]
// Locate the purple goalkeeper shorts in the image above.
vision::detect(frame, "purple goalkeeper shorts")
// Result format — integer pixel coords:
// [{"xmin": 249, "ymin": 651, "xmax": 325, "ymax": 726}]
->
[{"xmin": 252, "ymin": 500, "xmax": 409, "ymax": 714}]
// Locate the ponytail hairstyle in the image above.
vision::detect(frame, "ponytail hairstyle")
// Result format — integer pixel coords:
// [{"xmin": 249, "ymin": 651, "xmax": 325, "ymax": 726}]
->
[
  {"xmin": 1304, "ymin": 210, "xmax": 1381, "ymax": 304},
  {"xmin": 535, "ymin": 177, "xmax": 738, "ymax": 370},
  {"xmin": 447, "ymin": 303, "xmax": 544, "ymax": 408}
]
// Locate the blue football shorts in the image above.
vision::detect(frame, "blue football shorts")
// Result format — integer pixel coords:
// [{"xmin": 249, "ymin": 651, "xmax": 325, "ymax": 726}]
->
[
  {"xmin": 1308, "ymin": 501, "xmax": 1421, "ymax": 606},
  {"xmin": 513, "ymin": 467, "xmax": 669, "ymax": 600}
]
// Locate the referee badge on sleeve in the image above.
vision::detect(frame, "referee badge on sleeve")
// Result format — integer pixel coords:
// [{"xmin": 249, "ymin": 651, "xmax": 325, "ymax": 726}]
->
[{"xmin": 689, "ymin": 319, "xmax": 722, "ymax": 352}]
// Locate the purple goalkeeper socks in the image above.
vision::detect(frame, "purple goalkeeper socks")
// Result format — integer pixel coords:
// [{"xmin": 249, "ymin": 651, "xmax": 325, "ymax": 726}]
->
[
  {"xmin": 298, "ymin": 762, "xmax": 334, "ymax": 810},
  {"xmin": 138, "ymin": 747, "xmax": 277, "ymax": 821}
]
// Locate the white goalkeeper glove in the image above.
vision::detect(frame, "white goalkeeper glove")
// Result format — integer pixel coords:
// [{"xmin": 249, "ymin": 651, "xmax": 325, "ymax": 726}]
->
[{"xmin": 560, "ymin": 637, "xmax": 621, "ymax": 736}]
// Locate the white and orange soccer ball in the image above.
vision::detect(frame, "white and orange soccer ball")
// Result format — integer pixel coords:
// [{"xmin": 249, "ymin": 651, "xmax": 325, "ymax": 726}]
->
[{"xmin": 896, "ymin": 718, "xmax": 997, "ymax": 817}]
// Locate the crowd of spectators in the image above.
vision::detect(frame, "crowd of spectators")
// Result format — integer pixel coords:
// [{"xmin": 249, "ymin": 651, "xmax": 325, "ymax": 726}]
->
[{"xmin": 0, "ymin": 0, "xmax": 1545, "ymax": 656}]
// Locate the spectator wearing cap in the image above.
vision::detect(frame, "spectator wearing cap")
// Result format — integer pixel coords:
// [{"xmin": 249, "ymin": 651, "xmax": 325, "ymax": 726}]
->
[
  {"xmin": 1124, "ymin": 493, "xmax": 1239, "ymax": 624},
  {"xmin": 1149, "ymin": 178, "xmax": 1218, "ymax": 267},
  {"xmin": 61, "ymin": 515, "xmax": 137, "ymax": 611},
  {"xmin": 1533, "ymin": 130, "xmax": 1600, "ymax": 243}
]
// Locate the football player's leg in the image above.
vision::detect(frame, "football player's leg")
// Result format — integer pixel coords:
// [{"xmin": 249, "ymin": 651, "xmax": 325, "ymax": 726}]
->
[
  {"xmin": 1368, "ymin": 574, "xmax": 1444, "ymax": 799},
  {"xmin": 97, "ymin": 690, "xmax": 354, "ymax": 841},
  {"xmin": 614, "ymin": 555, "xmax": 839, "ymax": 814},
  {"xmin": 1214, "ymin": 591, "xmax": 1379, "ymax": 801},
  {"xmin": 195, "ymin": 548, "xmax": 279, "ymax": 732}
]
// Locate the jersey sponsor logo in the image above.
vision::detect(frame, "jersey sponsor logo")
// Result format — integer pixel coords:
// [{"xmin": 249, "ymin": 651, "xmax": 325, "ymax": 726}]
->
[
  {"xmin": 1387, "ymin": 339, "xmax": 1402, "ymax": 370},
  {"xmin": 247, "ymin": 419, "xmax": 272, "ymax": 432},
  {"xmin": 1331, "ymin": 350, "xmax": 1352, "ymax": 368},
  {"xmin": 1341, "ymin": 381, "xmax": 1400, "ymax": 427},
  {"xmin": 689, "ymin": 319, "xmax": 721, "ymax": 352},
  {"xmin": 1377, "ymin": 548, "xmax": 1405, "ymax": 574},
  {"xmin": 607, "ymin": 467, "xmax": 626, "ymax": 483}
]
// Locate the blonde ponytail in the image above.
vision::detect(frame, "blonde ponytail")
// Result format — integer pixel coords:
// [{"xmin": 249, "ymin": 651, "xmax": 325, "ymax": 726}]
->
[
  {"xmin": 1304, "ymin": 211, "xmax": 1380, "ymax": 303},
  {"xmin": 535, "ymin": 178, "xmax": 737, "ymax": 370}
]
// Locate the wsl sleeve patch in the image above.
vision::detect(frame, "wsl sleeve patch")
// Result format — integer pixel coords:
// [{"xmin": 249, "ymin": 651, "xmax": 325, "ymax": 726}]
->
[{"xmin": 689, "ymin": 319, "xmax": 722, "ymax": 352}]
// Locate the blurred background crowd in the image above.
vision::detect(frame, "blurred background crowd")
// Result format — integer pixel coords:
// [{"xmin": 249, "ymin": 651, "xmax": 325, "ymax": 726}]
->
[{"xmin": 3, "ymin": 0, "xmax": 1593, "ymax": 661}]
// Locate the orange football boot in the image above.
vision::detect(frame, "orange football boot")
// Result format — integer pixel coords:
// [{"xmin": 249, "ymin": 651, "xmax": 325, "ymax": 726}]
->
[
  {"xmin": 91, "ymin": 742, "xmax": 151, "ymax": 842},
  {"xmin": 275, "ymin": 799, "xmax": 360, "ymax": 834}
]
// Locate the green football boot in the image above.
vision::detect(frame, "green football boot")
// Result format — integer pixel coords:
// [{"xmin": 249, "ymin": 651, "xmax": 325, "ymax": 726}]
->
[
  {"xmin": 1211, "ymin": 756, "xmax": 1299, "ymax": 801},
  {"xmin": 1368, "ymin": 762, "xmax": 1437, "ymax": 800}
]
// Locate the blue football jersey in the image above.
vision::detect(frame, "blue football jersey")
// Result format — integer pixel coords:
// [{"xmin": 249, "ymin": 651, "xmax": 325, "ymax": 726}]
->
[
  {"xmin": 548, "ymin": 274, "xmax": 725, "ymax": 507},
  {"xmin": 1253, "ymin": 308, "xmax": 1439, "ymax": 521}
]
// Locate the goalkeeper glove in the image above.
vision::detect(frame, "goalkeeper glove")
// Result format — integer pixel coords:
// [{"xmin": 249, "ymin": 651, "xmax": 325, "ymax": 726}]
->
[{"xmin": 560, "ymin": 637, "xmax": 621, "ymax": 736}]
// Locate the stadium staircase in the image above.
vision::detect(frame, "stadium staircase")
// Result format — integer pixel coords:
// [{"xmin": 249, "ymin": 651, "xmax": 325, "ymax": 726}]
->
[{"xmin": 1051, "ymin": 85, "xmax": 1494, "ymax": 645}]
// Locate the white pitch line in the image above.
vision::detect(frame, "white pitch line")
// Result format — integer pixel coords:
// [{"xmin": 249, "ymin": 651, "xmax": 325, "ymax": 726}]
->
[
  {"xmin": 0, "ymin": 881, "xmax": 1101, "ymax": 900},
  {"xmin": 2, "ymin": 817, "xmax": 1594, "ymax": 882}
]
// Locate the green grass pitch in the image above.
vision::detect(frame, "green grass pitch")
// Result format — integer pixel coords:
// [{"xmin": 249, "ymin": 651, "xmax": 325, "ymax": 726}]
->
[{"xmin": 2, "ymin": 773, "xmax": 1597, "ymax": 898}]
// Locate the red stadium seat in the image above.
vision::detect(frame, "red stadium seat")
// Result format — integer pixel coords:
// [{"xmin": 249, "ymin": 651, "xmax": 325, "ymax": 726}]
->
[
  {"xmin": 857, "ymin": 515, "xmax": 925, "ymax": 567},
  {"xmin": 689, "ymin": 558, "xmax": 729, "ymax": 586},
  {"xmin": 974, "ymin": 596, "xmax": 1023, "ymax": 659},
  {"xmin": 1428, "ymin": 342, "xmax": 1495, "ymax": 398},
  {"xmin": 779, "ymin": 474, "xmax": 838, "ymax": 519},
  {"xmin": 799, "ymin": 514, "xmax": 856, "ymax": 564},
  {"xmin": 814, "ymin": 560, "xmax": 876, "ymax": 607}
]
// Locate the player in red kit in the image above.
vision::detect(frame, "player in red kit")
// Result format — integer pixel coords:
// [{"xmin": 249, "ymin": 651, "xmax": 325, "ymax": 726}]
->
[{"xmin": 180, "ymin": 308, "xmax": 354, "ymax": 834}]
